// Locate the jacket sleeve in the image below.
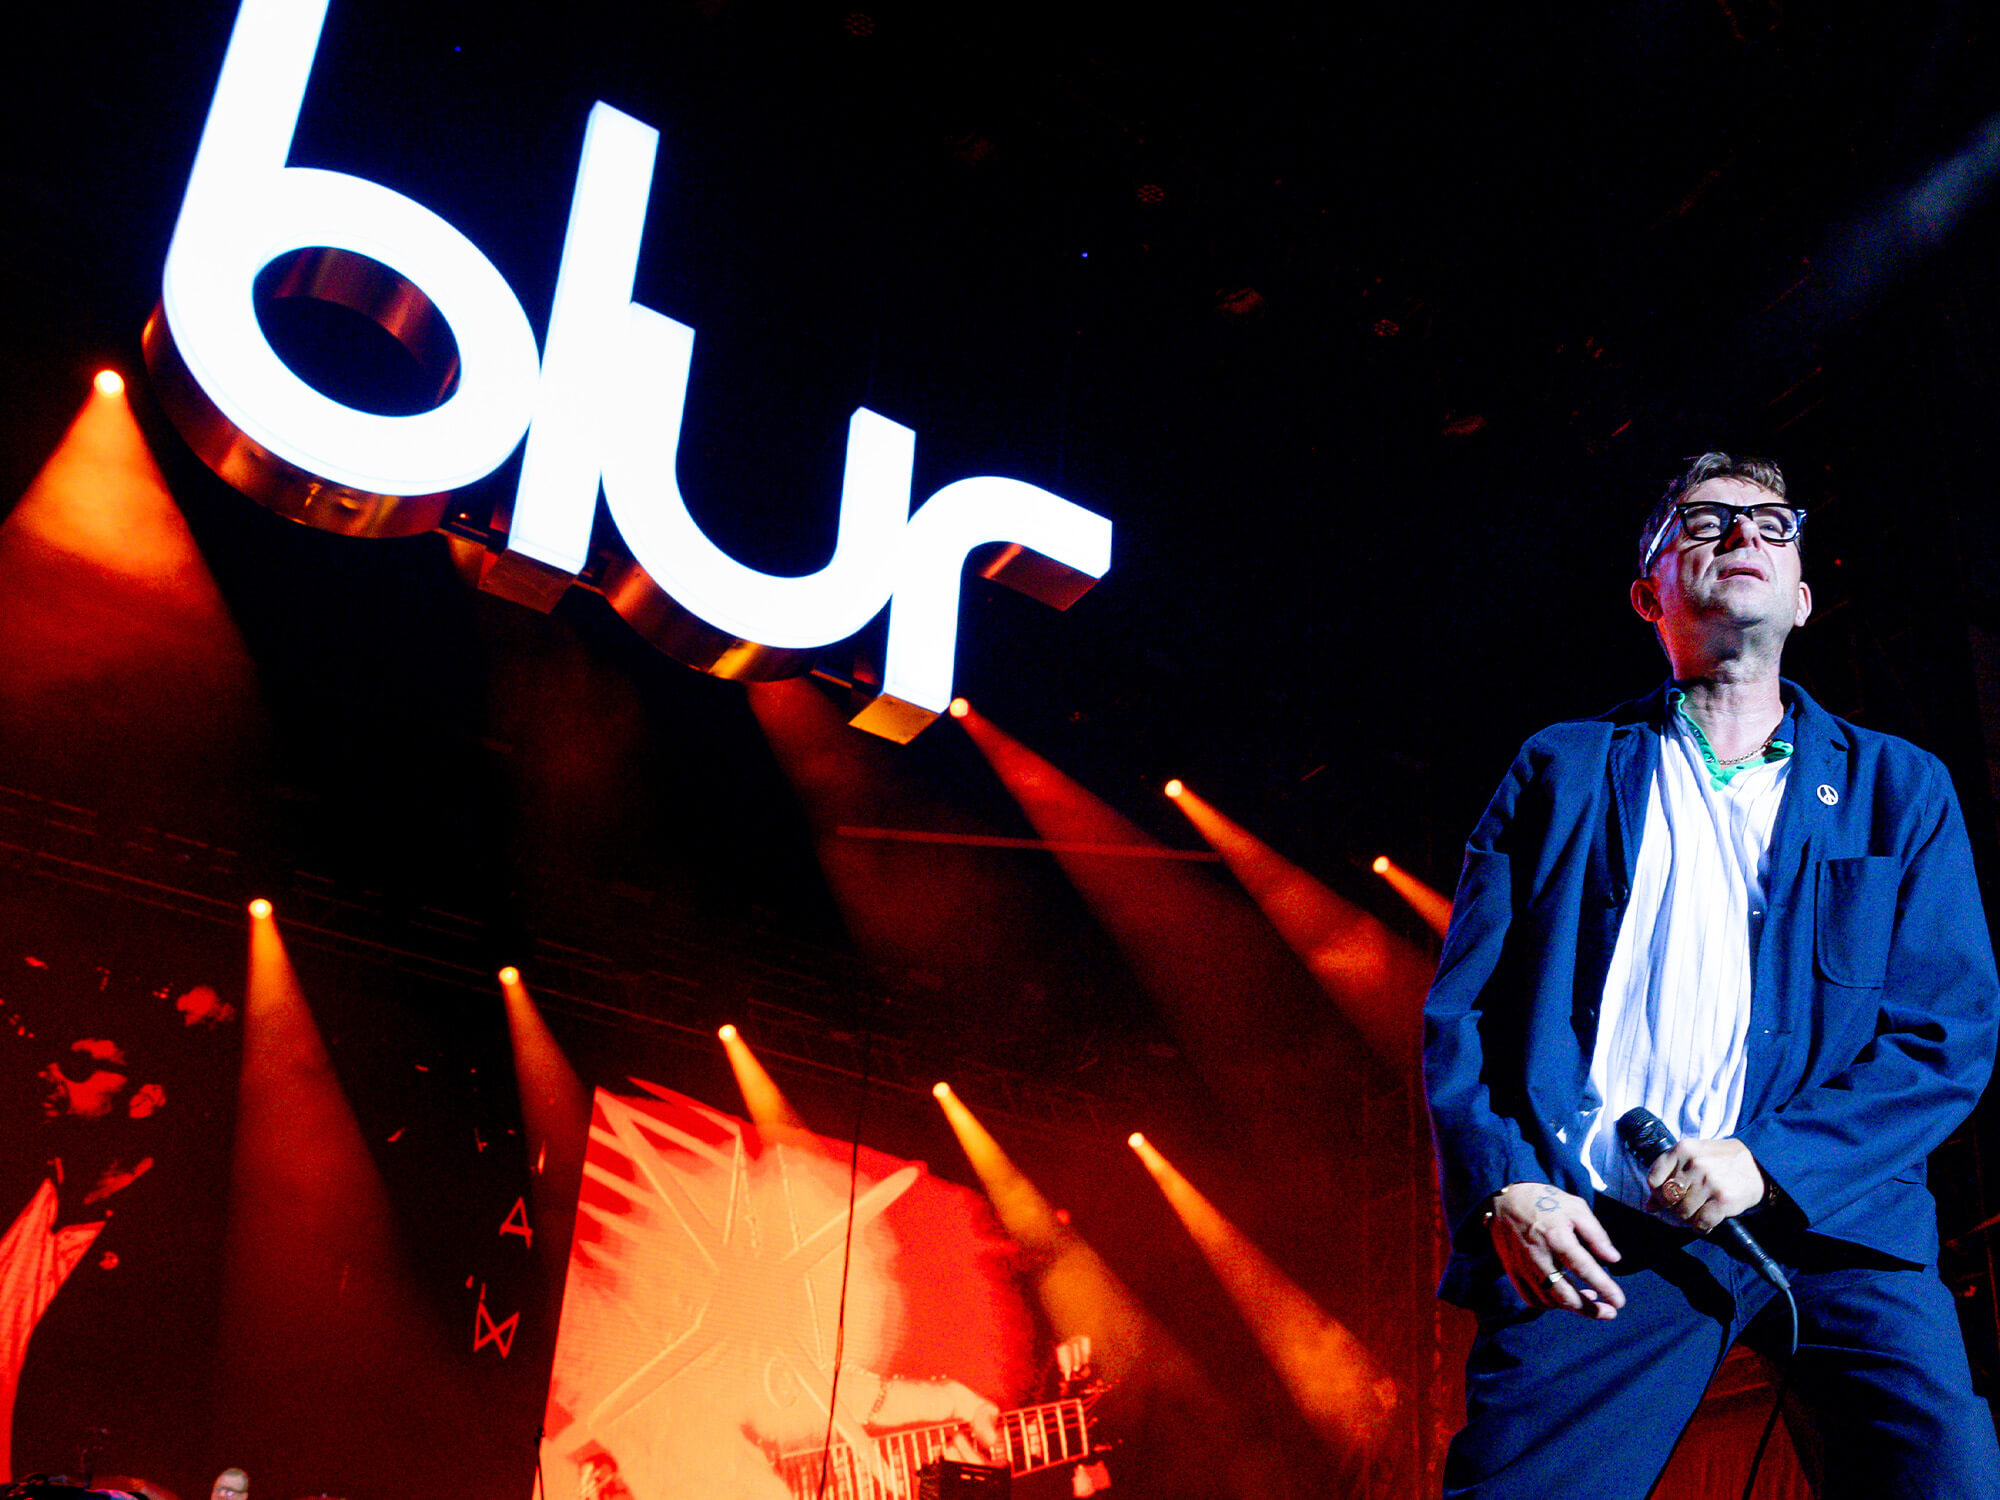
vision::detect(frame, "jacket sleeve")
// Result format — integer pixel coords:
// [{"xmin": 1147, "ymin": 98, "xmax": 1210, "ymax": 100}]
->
[
  {"xmin": 1735, "ymin": 757, "xmax": 2000, "ymax": 1234},
  {"xmin": 1423, "ymin": 744, "xmax": 1551, "ymax": 1246}
]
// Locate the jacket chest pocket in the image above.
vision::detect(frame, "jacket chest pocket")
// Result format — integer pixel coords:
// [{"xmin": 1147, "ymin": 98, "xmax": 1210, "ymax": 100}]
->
[{"xmin": 1814, "ymin": 855, "xmax": 1901, "ymax": 988}]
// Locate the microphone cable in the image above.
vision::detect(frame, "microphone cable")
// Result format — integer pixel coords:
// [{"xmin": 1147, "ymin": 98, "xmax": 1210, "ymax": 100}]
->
[
  {"xmin": 1614, "ymin": 1107, "xmax": 1799, "ymax": 1500},
  {"xmin": 1739, "ymin": 1283, "xmax": 1798, "ymax": 1500},
  {"xmin": 813, "ymin": 1030, "xmax": 874, "ymax": 1500}
]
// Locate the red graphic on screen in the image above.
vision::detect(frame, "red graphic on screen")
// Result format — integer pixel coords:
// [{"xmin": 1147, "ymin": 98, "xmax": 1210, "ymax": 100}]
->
[
  {"xmin": 539, "ymin": 1083, "xmax": 1035, "ymax": 1500},
  {"xmin": 474, "ymin": 1282, "xmax": 520, "ymax": 1358}
]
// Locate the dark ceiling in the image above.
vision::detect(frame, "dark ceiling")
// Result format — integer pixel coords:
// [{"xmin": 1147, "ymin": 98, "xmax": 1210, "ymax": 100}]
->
[{"xmin": 5, "ymin": 1, "xmax": 2000, "ymax": 1077}]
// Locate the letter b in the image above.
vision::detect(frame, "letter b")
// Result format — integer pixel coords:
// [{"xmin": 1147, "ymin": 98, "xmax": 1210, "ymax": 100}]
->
[{"xmin": 145, "ymin": 0, "xmax": 541, "ymax": 534}]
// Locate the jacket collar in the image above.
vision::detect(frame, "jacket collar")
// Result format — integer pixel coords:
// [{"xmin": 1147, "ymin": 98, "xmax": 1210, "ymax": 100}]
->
[
  {"xmin": 1601, "ymin": 677, "xmax": 1845, "ymax": 899},
  {"xmin": 1611, "ymin": 676, "xmax": 1841, "ymax": 743}
]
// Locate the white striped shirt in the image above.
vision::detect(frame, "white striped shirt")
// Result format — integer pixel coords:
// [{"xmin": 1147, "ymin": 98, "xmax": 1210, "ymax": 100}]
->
[{"xmin": 1570, "ymin": 704, "xmax": 1793, "ymax": 1207}]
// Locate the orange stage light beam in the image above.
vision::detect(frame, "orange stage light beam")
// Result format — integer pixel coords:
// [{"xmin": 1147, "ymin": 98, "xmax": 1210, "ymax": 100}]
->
[
  {"xmin": 5, "ymin": 376, "xmax": 203, "ymax": 580},
  {"xmin": 0, "ymin": 373, "xmax": 265, "ymax": 825},
  {"xmin": 1370, "ymin": 855, "xmax": 1453, "ymax": 939},
  {"xmin": 718, "ymin": 1022, "xmax": 808, "ymax": 1130},
  {"xmin": 223, "ymin": 908, "xmax": 477, "ymax": 1491},
  {"xmin": 747, "ymin": 678, "xmax": 1066, "ymax": 1013},
  {"xmin": 234, "ymin": 911, "xmax": 402, "ymax": 1307},
  {"xmin": 499, "ymin": 964, "xmax": 592, "ymax": 1280},
  {"xmin": 831, "ymin": 824, "xmax": 1218, "ymax": 859},
  {"xmin": 934, "ymin": 1083, "xmax": 1185, "ymax": 1390},
  {"xmin": 1168, "ymin": 784, "xmax": 1433, "ymax": 1071},
  {"xmin": 1130, "ymin": 1134, "xmax": 1396, "ymax": 1463},
  {"xmin": 956, "ymin": 704, "xmax": 1399, "ymax": 1122},
  {"xmin": 956, "ymin": 706, "xmax": 1444, "ymax": 1473},
  {"xmin": 936, "ymin": 1091, "xmax": 1285, "ymax": 1496}
]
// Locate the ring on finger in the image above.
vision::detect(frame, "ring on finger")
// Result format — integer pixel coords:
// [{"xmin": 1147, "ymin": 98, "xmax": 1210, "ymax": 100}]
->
[
  {"xmin": 1541, "ymin": 1269, "xmax": 1569, "ymax": 1288},
  {"xmin": 1660, "ymin": 1178, "xmax": 1686, "ymax": 1206}
]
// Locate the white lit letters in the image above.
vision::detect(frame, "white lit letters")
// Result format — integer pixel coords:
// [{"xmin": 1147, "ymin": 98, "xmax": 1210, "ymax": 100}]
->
[
  {"xmin": 146, "ymin": 0, "xmax": 1112, "ymax": 740},
  {"xmin": 155, "ymin": 0, "xmax": 540, "ymax": 503}
]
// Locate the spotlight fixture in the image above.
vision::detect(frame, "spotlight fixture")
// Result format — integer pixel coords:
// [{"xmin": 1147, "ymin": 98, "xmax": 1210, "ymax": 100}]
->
[
  {"xmin": 948, "ymin": 698, "xmax": 970, "ymax": 719},
  {"xmin": 1371, "ymin": 856, "xmax": 1390, "ymax": 875},
  {"xmin": 1127, "ymin": 1132, "xmax": 1146, "ymax": 1149},
  {"xmin": 718, "ymin": 1023, "xmax": 739, "ymax": 1042},
  {"xmin": 932, "ymin": 1081, "xmax": 953, "ymax": 1099},
  {"xmin": 497, "ymin": 965, "xmax": 521, "ymax": 986},
  {"xmin": 1163, "ymin": 779, "xmax": 1184, "ymax": 799},
  {"xmin": 94, "ymin": 370, "xmax": 125, "ymax": 397},
  {"xmin": 248, "ymin": 897, "xmax": 273, "ymax": 919}
]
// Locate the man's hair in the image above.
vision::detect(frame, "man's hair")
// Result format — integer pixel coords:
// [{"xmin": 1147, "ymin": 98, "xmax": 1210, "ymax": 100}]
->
[{"xmin": 1636, "ymin": 452, "xmax": 1790, "ymax": 576}]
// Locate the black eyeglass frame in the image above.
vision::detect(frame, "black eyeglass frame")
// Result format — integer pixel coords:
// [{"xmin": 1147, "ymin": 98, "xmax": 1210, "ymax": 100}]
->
[{"xmin": 1639, "ymin": 501, "xmax": 1806, "ymax": 577}]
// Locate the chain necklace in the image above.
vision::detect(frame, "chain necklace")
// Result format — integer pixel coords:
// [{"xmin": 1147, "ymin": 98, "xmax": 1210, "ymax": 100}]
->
[{"xmin": 1714, "ymin": 733, "xmax": 1777, "ymax": 767}]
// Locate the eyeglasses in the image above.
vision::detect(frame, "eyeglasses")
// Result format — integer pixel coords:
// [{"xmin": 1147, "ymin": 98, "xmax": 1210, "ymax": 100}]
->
[{"xmin": 1640, "ymin": 501, "xmax": 1805, "ymax": 575}]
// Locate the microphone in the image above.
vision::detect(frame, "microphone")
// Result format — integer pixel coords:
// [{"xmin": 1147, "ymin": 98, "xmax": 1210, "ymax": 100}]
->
[{"xmin": 1616, "ymin": 1107, "xmax": 1790, "ymax": 1291}]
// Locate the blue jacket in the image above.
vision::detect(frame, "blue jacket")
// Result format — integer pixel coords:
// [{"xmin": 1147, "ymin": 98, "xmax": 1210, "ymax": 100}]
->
[{"xmin": 1424, "ymin": 681, "xmax": 1999, "ymax": 1302}]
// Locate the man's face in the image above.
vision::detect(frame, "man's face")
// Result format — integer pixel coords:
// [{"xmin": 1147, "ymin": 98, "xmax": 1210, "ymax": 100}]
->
[
  {"xmin": 39, "ymin": 1038, "xmax": 132, "ymax": 1120},
  {"xmin": 1631, "ymin": 477, "xmax": 1811, "ymax": 649}
]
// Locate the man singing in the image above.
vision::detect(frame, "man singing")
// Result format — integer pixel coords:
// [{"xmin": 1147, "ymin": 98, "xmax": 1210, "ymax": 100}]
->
[{"xmin": 1424, "ymin": 453, "xmax": 2000, "ymax": 1497}]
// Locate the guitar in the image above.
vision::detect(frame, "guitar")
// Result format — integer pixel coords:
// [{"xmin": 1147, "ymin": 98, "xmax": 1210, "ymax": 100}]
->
[{"xmin": 777, "ymin": 1397, "xmax": 1095, "ymax": 1500}]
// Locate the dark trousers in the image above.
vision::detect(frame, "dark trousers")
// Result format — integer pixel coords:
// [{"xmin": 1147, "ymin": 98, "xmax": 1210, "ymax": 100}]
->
[{"xmin": 1443, "ymin": 1202, "xmax": 2000, "ymax": 1499}]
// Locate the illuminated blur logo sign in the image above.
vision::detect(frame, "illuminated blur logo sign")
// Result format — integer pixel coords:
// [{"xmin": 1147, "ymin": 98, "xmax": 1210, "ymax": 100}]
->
[{"xmin": 143, "ymin": 0, "xmax": 1112, "ymax": 742}]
